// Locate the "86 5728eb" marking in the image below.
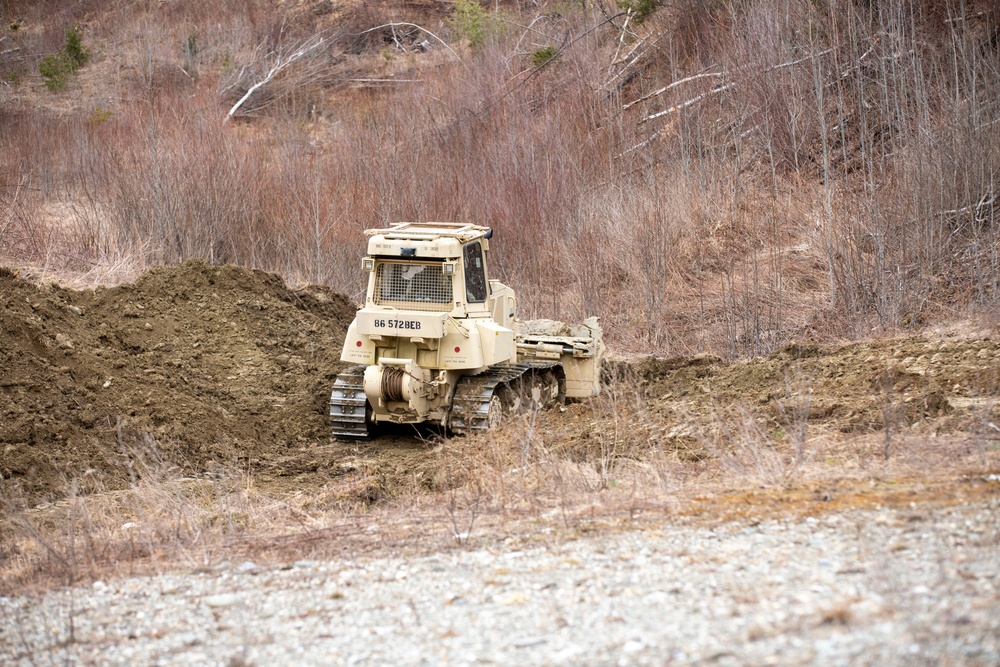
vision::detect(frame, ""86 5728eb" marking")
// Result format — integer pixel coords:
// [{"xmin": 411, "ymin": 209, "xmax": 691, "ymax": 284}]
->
[{"xmin": 373, "ymin": 319, "xmax": 422, "ymax": 330}]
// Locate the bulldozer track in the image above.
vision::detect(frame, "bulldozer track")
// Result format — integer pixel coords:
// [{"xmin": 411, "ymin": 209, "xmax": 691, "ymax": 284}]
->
[
  {"xmin": 449, "ymin": 361, "xmax": 558, "ymax": 434},
  {"xmin": 330, "ymin": 365, "xmax": 370, "ymax": 440}
]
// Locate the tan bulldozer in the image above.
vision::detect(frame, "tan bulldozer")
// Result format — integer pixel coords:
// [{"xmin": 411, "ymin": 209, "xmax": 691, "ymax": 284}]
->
[{"xmin": 330, "ymin": 223, "xmax": 603, "ymax": 438}]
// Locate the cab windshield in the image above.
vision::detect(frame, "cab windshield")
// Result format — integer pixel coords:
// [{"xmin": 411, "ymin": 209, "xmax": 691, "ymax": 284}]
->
[{"xmin": 372, "ymin": 262, "xmax": 453, "ymax": 311}]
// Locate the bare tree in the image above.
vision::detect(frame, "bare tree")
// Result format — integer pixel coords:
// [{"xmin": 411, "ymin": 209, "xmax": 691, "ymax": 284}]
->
[{"xmin": 223, "ymin": 34, "xmax": 328, "ymax": 122}]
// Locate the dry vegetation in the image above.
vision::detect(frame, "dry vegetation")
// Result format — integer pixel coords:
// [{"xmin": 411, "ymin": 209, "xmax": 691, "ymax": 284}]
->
[
  {"xmin": 2, "ymin": 0, "xmax": 1000, "ymax": 592},
  {"xmin": 1, "ymin": 0, "xmax": 996, "ymax": 353},
  {"xmin": 3, "ymin": 398, "xmax": 998, "ymax": 595}
]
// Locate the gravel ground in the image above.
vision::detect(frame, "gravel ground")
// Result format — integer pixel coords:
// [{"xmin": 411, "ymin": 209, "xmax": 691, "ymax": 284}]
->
[{"xmin": 3, "ymin": 499, "xmax": 998, "ymax": 667}]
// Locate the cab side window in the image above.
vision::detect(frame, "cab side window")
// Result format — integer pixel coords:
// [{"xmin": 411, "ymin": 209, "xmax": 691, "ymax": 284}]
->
[{"xmin": 463, "ymin": 242, "xmax": 487, "ymax": 303}]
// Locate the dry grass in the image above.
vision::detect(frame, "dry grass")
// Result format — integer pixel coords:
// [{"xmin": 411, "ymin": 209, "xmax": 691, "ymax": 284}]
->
[
  {"xmin": 4, "ymin": 360, "xmax": 997, "ymax": 595},
  {"xmin": 0, "ymin": 432, "xmax": 387, "ymax": 594}
]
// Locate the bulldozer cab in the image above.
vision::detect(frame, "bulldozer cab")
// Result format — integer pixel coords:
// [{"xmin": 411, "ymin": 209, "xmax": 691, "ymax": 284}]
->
[{"xmin": 362, "ymin": 223, "xmax": 502, "ymax": 320}]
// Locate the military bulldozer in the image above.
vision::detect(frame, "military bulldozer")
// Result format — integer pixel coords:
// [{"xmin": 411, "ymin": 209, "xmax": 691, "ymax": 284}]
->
[{"xmin": 330, "ymin": 222, "xmax": 603, "ymax": 438}]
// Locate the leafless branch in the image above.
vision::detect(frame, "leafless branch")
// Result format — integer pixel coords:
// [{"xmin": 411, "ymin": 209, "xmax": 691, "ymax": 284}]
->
[
  {"xmin": 609, "ymin": 11, "xmax": 634, "ymax": 66},
  {"xmin": 623, "ymin": 71, "xmax": 723, "ymax": 110},
  {"xmin": 600, "ymin": 33, "xmax": 651, "ymax": 92},
  {"xmin": 608, "ymin": 31, "xmax": 647, "ymax": 69},
  {"xmin": 224, "ymin": 34, "xmax": 326, "ymax": 123},
  {"xmin": 633, "ymin": 47, "xmax": 840, "ymax": 120},
  {"xmin": 766, "ymin": 47, "xmax": 836, "ymax": 73},
  {"xmin": 0, "ymin": 178, "xmax": 22, "ymax": 242},
  {"xmin": 641, "ymin": 81, "xmax": 736, "ymax": 123},
  {"xmin": 509, "ymin": 14, "xmax": 552, "ymax": 60},
  {"xmin": 348, "ymin": 78, "xmax": 422, "ymax": 84},
  {"xmin": 359, "ymin": 22, "xmax": 461, "ymax": 62},
  {"xmin": 935, "ymin": 191, "xmax": 998, "ymax": 220}
]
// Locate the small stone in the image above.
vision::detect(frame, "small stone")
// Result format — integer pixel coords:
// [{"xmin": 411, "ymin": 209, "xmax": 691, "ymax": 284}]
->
[
  {"xmin": 513, "ymin": 637, "xmax": 547, "ymax": 648},
  {"xmin": 144, "ymin": 322, "xmax": 153, "ymax": 330},
  {"xmin": 55, "ymin": 333, "xmax": 74, "ymax": 350},
  {"xmin": 502, "ymin": 593, "xmax": 529, "ymax": 605},
  {"xmin": 622, "ymin": 640, "xmax": 645, "ymax": 654},
  {"xmin": 204, "ymin": 593, "xmax": 240, "ymax": 608},
  {"xmin": 66, "ymin": 305, "xmax": 83, "ymax": 316}
]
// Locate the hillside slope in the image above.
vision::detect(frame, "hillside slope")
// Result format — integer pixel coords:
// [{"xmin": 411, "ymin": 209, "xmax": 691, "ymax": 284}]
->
[{"xmin": 1, "ymin": 0, "xmax": 998, "ymax": 355}]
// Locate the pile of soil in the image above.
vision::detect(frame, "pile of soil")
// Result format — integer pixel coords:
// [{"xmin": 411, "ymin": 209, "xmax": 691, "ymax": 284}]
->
[
  {"xmin": 536, "ymin": 338, "xmax": 1000, "ymax": 467},
  {"xmin": 0, "ymin": 261, "xmax": 357, "ymax": 500},
  {"xmin": 636, "ymin": 336, "xmax": 1000, "ymax": 433}
]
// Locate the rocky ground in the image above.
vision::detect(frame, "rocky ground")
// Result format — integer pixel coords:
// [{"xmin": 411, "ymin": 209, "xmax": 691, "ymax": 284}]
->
[{"xmin": 3, "ymin": 497, "xmax": 998, "ymax": 666}]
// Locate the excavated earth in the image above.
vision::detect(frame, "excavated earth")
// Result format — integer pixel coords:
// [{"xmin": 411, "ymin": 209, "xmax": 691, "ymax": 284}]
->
[
  {"xmin": 0, "ymin": 261, "xmax": 360, "ymax": 502},
  {"xmin": 2, "ymin": 261, "xmax": 1000, "ymax": 506}
]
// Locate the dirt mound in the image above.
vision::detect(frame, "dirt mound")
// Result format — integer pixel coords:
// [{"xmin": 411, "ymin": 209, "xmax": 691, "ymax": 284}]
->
[
  {"xmin": 0, "ymin": 261, "xmax": 357, "ymax": 500},
  {"xmin": 556, "ymin": 336, "xmax": 1000, "ymax": 463}
]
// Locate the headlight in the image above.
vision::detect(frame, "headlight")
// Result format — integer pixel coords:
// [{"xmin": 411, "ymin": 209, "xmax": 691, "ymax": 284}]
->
[
  {"xmin": 442, "ymin": 262, "xmax": 455, "ymax": 275},
  {"xmin": 362, "ymin": 258, "xmax": 375, "ymax": 272}
]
